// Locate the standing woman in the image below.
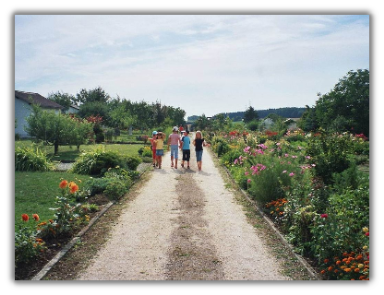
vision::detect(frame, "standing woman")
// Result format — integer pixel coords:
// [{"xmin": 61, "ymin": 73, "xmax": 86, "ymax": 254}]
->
[{"xmin": 193, "ymin": 130, "xmax": 208, "ymax": 171}]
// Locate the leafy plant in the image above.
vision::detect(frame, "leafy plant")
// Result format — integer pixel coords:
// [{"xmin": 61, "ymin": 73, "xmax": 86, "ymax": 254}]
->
[
  {"xmin": 15, "ymin": 146, "xmax": 53, "ymax": 171},
  {"xmin": 15, "ymin": 214, "xmax": 46, "ymax": 265}
]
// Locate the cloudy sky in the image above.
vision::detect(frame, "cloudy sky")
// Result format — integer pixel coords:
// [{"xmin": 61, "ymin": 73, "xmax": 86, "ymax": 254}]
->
[{"xmin": 15, "ymin": 14, "xmax": 369, "ymax": 118}]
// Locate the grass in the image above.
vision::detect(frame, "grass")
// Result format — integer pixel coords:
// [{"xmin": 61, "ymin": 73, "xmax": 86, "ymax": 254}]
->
[
  {"xmin": 15, "ymin": 140, "xmax": 145, "ymax": 162},
  {"xmin": 15, "ymin": 171, "xmax": 93, "ymax": 230}
]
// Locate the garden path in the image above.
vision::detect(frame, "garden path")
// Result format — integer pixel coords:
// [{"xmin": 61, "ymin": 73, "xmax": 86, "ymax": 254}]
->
[{"xmin": 76, "ymin": 141, "xmax": 289, "ymax": 280}]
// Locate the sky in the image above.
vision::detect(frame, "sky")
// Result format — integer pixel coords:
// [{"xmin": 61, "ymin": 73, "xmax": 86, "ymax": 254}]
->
[{"xmin": 14, "ymin": 14, "xmax": 369, "ymax": 119}]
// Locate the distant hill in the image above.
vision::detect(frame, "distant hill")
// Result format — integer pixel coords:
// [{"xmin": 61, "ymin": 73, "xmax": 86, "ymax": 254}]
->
[{"xmin": 187, "ymin": 107, "xmax": 305, "ymax": 122}]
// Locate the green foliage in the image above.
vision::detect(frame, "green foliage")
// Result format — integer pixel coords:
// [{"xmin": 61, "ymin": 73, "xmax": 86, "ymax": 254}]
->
[
  {"xmin": 84, "ymin": 178, "xmax": 112, "ymax": 196},
  {"xmin": 72, "ymin": 149, "xmax": 141, "ymax": 176},
  {"xmin": 306, "ymin": 131, "xmax": 354, "ymax": 184},
  {"xmin": 15, "ymin": 216, "xmax": 46, "ymax": 265},
  {"xmin": 104, "ymin": 178, "xmax": 129, "ymax": 200},
  {"xmin": 212, "ymin": 137, "xmax": 230, "ymax": 157},
  {"xmin": 245, "ymin": 119, "xmax": 259, "ymax": 131},
  {"xmin": 138, "ymin": 146, "xmax": 152, "ymax": 158},
  {"xmin": 124, "ymin": 155, "xmax": 142, "ymax": 170},
  {"xmin": 314, "ymin": 69, "xmax": 369, "ymax": 137},
  {"xmin": 15, "ymin": 146, "xmax": 53, "ymax": 171}
]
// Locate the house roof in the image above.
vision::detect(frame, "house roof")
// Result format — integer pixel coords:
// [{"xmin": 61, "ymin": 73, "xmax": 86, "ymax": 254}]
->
[{"xmin": 15, "ymin": 90, "xmax": 63, "ymax": 109}]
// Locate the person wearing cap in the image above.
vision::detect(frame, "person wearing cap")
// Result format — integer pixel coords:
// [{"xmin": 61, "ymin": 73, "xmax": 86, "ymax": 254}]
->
[
  {"xmin": 150, "ymin": 131, "xmax": 158, "ymax": 167},
  {"xmin": 167, "ymin": 126, "xmax": 182, "ymax": 169}
]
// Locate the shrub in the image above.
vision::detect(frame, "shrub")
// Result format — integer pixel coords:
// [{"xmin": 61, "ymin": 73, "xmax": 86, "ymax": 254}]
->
[
  {"xmin": 84, "ymin": 178, "xmax": 113, "ymax": 196},
  {"xmin": 306, "ymin": 131, "xmax": 354, "ymax": 184},
  {"xmin": 15, "ymin": 214, "xmax": 46, "ymax": 265},
  {"xmin": 72, "ymin": 149, "xmax": 141, "ymax": 176},
  {"xmin": 15, "ymin": 146, "xmax": 53, "ymax": 172},
  {"xmin": 124, "ymin": 155, "xmax": 142, "ymax": 170},
  {"xmin": 104, "ymin": 178, "xmax": 129, "ymax": 200}
]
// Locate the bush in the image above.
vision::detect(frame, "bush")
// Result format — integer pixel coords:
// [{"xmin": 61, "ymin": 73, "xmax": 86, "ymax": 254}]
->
[
  {"xmin": 84, "ymin": 177, "xmax": 113, "ymax": 196},
  {"xmin": 125, "ymin": 155, "xmax": 142, "ymax": 170},
  {"xmin": 15, "ymin": 214, "xmax": 46, "ymax": 265},
  {"xmin": 15, "ymin": 146, "xmax": 53, "ymax": 172},
  {"xmin": 72, "ymin": 150, "xmax": 141, "ymax": 176},
  {"xmin": 306, "ymin": 132, "xmax": 353, "ymax": 184},
  {"xmin": 104, "ymin": 178, "xmax": 129, "ymax": 200}
]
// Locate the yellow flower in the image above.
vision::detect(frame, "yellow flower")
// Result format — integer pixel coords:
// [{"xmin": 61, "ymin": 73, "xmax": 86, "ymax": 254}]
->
[
  {"xmin": 362, "ymin": 227, "xmax": 369, "ymax": 233},
  {"xmin": 363, "ymin": 245, "xmax": 368, "ymax": 250},
  {"xmin": 358, "ymin": 264, "xmax": 364, "ymax": 269}
]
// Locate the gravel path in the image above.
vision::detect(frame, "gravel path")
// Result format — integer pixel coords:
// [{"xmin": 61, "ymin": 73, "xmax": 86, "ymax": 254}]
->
[{"xmin": 77, "ymin": 140, "xmax": 289, "ymax": 281}]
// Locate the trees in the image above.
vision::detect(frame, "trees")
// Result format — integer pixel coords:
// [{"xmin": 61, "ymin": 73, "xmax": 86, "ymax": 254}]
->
[
  {"xmin": 47, "ymin": 91, "xmax": 76, "ymax": 112},
  {"xmin": 243, "ymin": 106, "xmax": 259, "ymax": 123},
  {"xmin": 314, "ymin": 69, "xmax": 369, "ymax": 137},
  {"xmin": 25, "ymin": 104, "xmax": 92, "ymax": 154}
]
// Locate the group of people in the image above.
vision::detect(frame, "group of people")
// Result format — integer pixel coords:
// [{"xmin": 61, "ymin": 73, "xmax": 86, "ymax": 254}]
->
[{"xmin": 150, "ymin": 126, "xmax": 208, "ymax": 171}]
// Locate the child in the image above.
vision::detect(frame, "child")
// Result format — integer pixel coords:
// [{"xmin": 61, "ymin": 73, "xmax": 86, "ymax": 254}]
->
[
  {"xmin": 180, "ymin": 131, "xmax": 191, "ymax": 169},
  {"xmin": 193, "ymin": 130, "xmax": 208, "ymax": 171},
  {"xmin": 167, "ymin": 126, "xmax": 182, "ymax": 169},
  {"xmin": 154, "ymin": 132, "xmax": 166, "ymax": 169},
  {"xmin": 150, "ymin": 131, "xmax": 158, "ymax": 167}
]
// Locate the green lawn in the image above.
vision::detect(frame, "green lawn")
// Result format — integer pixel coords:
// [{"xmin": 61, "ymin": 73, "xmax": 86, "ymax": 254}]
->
[
  {"xmin": 14, "ymin": 140, "xmax": 144, "ymax": 230},
  {"xmin": 15, "ymin": 171, "xmax": 92, "ymax": 230},
  {"xmin": 15, "ymin": 140, "xmax": 146, "ymax": 162}
]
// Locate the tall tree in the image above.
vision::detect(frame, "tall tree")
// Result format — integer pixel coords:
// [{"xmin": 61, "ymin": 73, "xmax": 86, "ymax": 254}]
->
[
  {"xmin": 315, "ymin": 69, "xmax": 369, "ymax": 137},
  {"xmin": 47, "ymin": 91, "xmax": 76, "ymax": 112},
  {"xmin": 243, "ymin": 106, "xmax": 259, "ymax": 123}
]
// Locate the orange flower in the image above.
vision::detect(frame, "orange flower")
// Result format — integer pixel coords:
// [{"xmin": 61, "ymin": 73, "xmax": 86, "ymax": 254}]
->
[
  {"xmin": 324, "ymin": 258, "xmax": 329, "ymax": 264},
  {"xmin": 328, "ymin": 266, "xmax": 333, "ymax": 271},
  {"xmin": 344, "ymin": 268, "xmax": 352, "ymax": 273},
  {"xmin": 336, "ymin": 260, "xmax": 341, "ymax": 265},
  {"xmin": 69, "ymin": 183, "xmax": 79, "ymax": 194},
  {"xmin": 59, "ymin": 180, "xmax": 68, "ymax": 189},
  {"xmin": 320, "ymin": 270, "xmax": 326, "ymax": 275},
  {"xmin": 354, "ymin": 268, "xmax": 360, "ymax": 273},
  {"xmin": 38, "ymin": 221, "xmax": 47, "ymax": 226},
  {"xmin": 32, "ymin": 214, "xmax": 39, "ymax": 221},
  {"xmin": 21, "ymin": 214, "xmax": 29, "ymax": 222}
]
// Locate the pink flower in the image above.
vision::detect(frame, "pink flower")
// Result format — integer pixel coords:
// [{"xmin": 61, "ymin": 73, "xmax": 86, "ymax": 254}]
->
[
  {"xmin": 289, "ymin": 172, "xmax": 295, "ymax": 177},
  {"xmin": 321, "ymin": 214, "xmax": 328, "ymax": 218},
  {"xmin": 247, "ymin": 179, "xmax": 251, "ymax": 183},
  {"xmin": 244, "ymin": 171, "xmax": 249, "ymax": 176},
  {"xmin": 282, "ymin": 170, "xmax": 287, "ymax": 174},
  {"xmin": 234, "ymin": 159, "xmax": 238, "ymax": 165},
  {"xmin": 284, "ymin": 153, "xmax": 289, "ymax": 157},
  {"xmin": 243, "ymin": 146, "xmax": 251, "ymax": 153}
]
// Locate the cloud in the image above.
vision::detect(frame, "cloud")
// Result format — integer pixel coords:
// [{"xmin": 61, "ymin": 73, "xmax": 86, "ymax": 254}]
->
[{"xmin": 15, "ymin": 15, "xmax": 369, "ymax": 117}]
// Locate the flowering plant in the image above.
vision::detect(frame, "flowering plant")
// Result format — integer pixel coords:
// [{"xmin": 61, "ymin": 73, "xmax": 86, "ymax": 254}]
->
[
  {"xmin": 15, "ymin": 213, "xmax": 46, "ymax": 264},
  {"xmin": 38, "ymin": 180, "xmax": 89, "ymax": 239}
]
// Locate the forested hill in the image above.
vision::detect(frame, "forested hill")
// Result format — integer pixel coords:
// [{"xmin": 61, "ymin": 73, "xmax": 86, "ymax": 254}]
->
[{"xmin": 188, "ymin": 107, "xmax": 305, "ymax": 122}]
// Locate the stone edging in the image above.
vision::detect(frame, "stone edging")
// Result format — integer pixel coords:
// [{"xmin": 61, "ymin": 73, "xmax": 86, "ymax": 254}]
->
[
  {"xmin": 208, "ymin": 147, "xmax": 321, "ymax": 280},
  {"xmin": 31, "ymin": 163, "xmax": 152, "ymax": 281}
]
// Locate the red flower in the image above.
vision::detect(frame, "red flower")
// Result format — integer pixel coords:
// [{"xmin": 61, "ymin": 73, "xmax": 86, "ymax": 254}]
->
[
  {"xmin": 21, "ymin": 214, "xmax": 29, "ymax": 222},
  {"xmin": 365, "ymin": 232, "xmax": 369, "ymax": 237},
  {"xmin": 321, "ymin": 214, "xmax": 328, "ymax": 218},
  {"xmin": 32, "ymin": 214, "xmax": 40, "ymax": 221},
  {"xmin": 59, "ymin": 180, "xmax": 68, "ymax": 189}
]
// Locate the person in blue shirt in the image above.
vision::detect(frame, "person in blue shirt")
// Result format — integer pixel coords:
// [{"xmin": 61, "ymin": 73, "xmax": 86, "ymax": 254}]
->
[{"xmin": 180, "ymin": 131, "xmax": 191, "ymax": 169}]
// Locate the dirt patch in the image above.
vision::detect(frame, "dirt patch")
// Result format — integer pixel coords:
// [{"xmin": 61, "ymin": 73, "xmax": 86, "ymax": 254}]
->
[{"xmin": 166, "ymin": 172, "xmax": 225, "ymax": 280}]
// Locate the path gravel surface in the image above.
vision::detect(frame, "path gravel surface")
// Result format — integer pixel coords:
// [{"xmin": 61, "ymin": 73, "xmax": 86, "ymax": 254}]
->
[{"xmin": 77, "ymin": 138, "xmax": 289, "ymax": 281}]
